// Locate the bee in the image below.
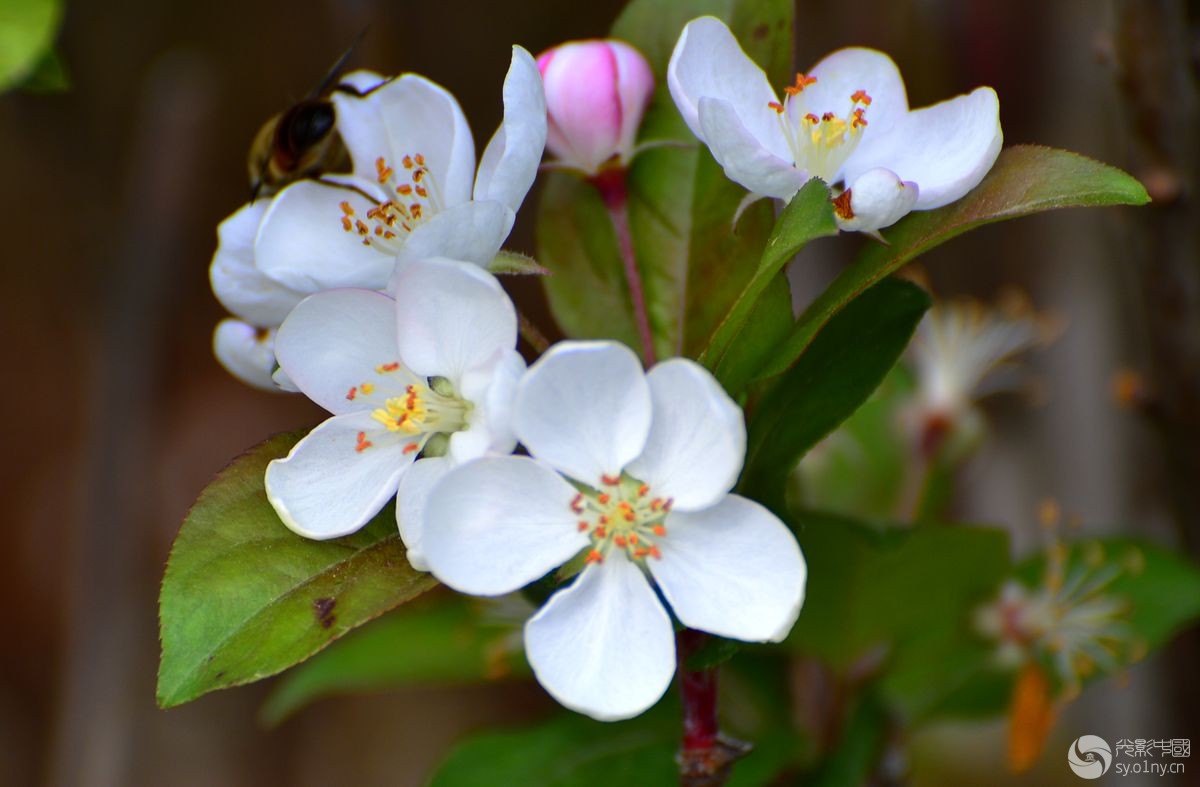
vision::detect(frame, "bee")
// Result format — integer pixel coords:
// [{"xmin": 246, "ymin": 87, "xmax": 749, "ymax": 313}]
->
[{"xmin": 247, "ymin": 33, "xmax": 374, "ymax": 200}]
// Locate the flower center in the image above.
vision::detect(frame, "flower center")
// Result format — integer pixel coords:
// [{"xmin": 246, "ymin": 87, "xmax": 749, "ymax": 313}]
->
[
  {"xmin": 338, "ymin": 153, "xmax": 444, "ymax": 252},
  {"xmin": 569, "ymin": 474, "xmax": 673, "ymax": 564},
  {"xmin": 344, "ymin": 363, "xmax": 472, "ymax": 457},
  {"xmin": 768, "ymin": 74, "xmax": 871, "ymax": 183}
]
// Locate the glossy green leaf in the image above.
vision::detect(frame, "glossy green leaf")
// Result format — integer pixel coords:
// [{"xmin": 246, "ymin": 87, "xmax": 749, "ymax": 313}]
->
[
  {"xmin": 260, "ymin": 594, "xmax": 528, "ymax": 726},
  {"xmin": 759, "ymin": 146, "xmax": 1151, "ymax": 382},
  {"xmin": 538, "ymin": 0, "xmax": 794, "ymax": 362},
  {"xmin": 0, "ymin": 0, "xmax": 62, "ymax": 91},
  {"xmin": 158, "ymin": 431, "xmax": 437, "ymax": 708},
  {"xmin": 787, "ymin": 513, "xmax": 1010, "ymax": 667},
  {"xmin": 700, "ymin": 179, "xmax": 838, "ymax": 392},
  {"xmin": 741, "ymin": 278, "xmax": 929, "ymax": 512}
]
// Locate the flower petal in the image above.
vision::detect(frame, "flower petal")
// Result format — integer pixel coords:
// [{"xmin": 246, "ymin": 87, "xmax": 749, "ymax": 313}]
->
[
  {"xmin": 625, "ymin": 359, "xmax": 745, "ymax": 511},
  {"xmin": 396, "ymin": 454, "xmax": 452, "ymax": 572},
  {"xmin": 275, "ymin": 289, "xmax": 412, "ymax": 415},
  {"xmin": 525, "ymin": 556, "xmax": 676, "ymax": 721},
  {"xmin": 451, "ymin": 348, "xmax": 526, "ymax": 463},
  {"xmin": 265, "ymin": 411, "xmax": 415, "ymax": 539},
  {"xmin": 667, "ymin": 16, "xmax": 788, "ymax": 158},
  {"xmin": 389, "ymin": 199, "xmax": 512, "ymax": 274},
  {"xmin": 393, "ymin": 257, "xmax": 517, "ymax": 383},
  {"xmin": 339, "ymin": 69, "xmax": 387, "ymax": 94},
  {"xmin": 697, "ymin": 97, "xmax": 808, "ymax": 199},
  {"xmin": 210, "ymin": 202, "xmax": 306, "ymax": 327},
  {"xmin": 802, "ymin": 47, "xmax": 908, "ymax": 134},
  {"xmin": 649, "ymin": 495, "xmax": 806, "ymax": 642},
  {"xmin": 422, "ymin": 456, "xmax": 588, "ymax": 595},
  {"xmin": 539, "ymin": 41, "xmax": 622, "ymax": 172},
  {"xmin": 836, "ymin": 167, "xmax": 919, "ymax": 234},
  {"xmin": 212, "ymin": 319, "xmax": 279, "ymax": 391},
  {"xmin": 611, "ymin": 40, "xmax": 656, "ymax": 159},
  {"xmin": 254, "ymin": 178, "xmax": 394, "ymax": 293},
  {"xmin": 844, "ymin": 87, "xmax": 1002, "ymax": 210},
  {"xmin": 473, "ymin": 46, "xmax": 547, "ymax": 214},
  {"xmin": 333, "ymin": 74, "xmax": 476, "ymax": 207},
  {"xmin": 514, "ymin": 341, "xmax": 651, "ymax": 483}
]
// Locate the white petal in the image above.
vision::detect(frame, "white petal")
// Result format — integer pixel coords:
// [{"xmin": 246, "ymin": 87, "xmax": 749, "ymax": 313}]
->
[
  {"xmin": 473, "ymin": 46, "xmax": 547, "ymax": 215},
  {"xmin": 274, "ymin": 289, "xmax": 412, "ymax": 415},
  {"xmin": 254, "ymin": 179, "xmax": 394, "ymax": 293},
  {"xmin": 649, "ymin": 495, "xmax": 806, "ymax": 642},
  {"xmin": 698, "ymin": 96, "xmax": 808, "ymax": 200},
  {"xmin": 451, "ymin": 348, "xmax": 526, "ymax": 463},
  {"xmin": 272, "ymin": 365, "xmax": 299, "ymax": 392},
  {"xmin": 667, "ymin": 16, "xmax": 788, "ymax": 158},
  {"xmin": 333, "ymin": 74, "xmax": 476, "ymax": 207},
  {"xmin": 422, "ymin": 456, "xmax": 588, "ymax": 595},
  {"xmin": 396, "ymin": 455, "xmax": 452, "ymax": 572},
  {"xmin": 265, "ymin": 411, "xmax": 415, "ymax": 539},
  {"xmin": 210, "ymin": 202, "xmax": 306, "ymax": 327},
  {"xmin": 525, "ymin": 556, "xmax": 676, "ymax": 721},
  {"xmin": 836, "ymin": 167, "xmax": 919, "ymax": 234},
  {"xmin": 393, "ymin": 257, "xmax": 517, "ymax": 382},
  {"xmin": 392, "ymin": 200, "xmax": 513, "ymax": 270},
  {"xmin": 514, "ymin": 341, "xmax": 651, "ymax": 483},
  {"xmin": 212, "ymin": 319, "xmax": 279, "ymax": 391},
  {"xmin": 844, "ymin": 87, "xmax": 1002, "ymax": 210},
  {"xmin": 802, "ymin": 47, "xmax": 908, "ymax": 133},
  {"xmin": 338, "ymin": 69, "xmax": 387, "ymax": 94},
  {"xmin": 626, "ymin": 359, "xmax": 745, "ymax": 511}
]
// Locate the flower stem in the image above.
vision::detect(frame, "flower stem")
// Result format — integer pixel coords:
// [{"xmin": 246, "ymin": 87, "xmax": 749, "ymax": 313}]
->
[
  {"xmin": 517, "ymin": 310, "xmax": 551, "ymax": 354},
  {"xmin": 676, "ymin": 630, "xmax": 750, "ymax": 786},
  {"xmin": 591, "ymin": 168, "xmax": 657, "ymax": 366}
]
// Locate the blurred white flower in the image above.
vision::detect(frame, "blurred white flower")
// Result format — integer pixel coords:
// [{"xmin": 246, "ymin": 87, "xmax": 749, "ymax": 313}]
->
[
  {"xmin": 667, "ymin": 16, "xmax": 1001, "ymax": 234},
  {"xmin": 421, "ymin": 341, "xmax": 806, "ymax": 721}
]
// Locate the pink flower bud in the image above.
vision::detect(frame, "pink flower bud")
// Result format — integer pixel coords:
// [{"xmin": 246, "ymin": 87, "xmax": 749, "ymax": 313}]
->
[{"xmin": 537, "ymin": 39, "xmax": 654, "ymax": 175}]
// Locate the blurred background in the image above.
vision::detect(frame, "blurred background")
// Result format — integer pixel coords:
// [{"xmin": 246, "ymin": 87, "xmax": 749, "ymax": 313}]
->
[{"xmin": 1, "ymin": 0, "xmax": 1196, "ymax": 784}]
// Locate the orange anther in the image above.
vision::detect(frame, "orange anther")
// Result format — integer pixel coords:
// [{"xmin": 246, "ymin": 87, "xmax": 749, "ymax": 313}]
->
[
  {"xmin": 578, "ymin": 521, "xmax": 589, "ymax": 531},
  {"xmin": 851, "ymin": 89, "xmax": 872, "ymax": 105},
  {"xmin": 340, "ymin": 216, "xmax": 352, "ymax": 231},
  {"xmin": 650, "ymin": 546, "xmax": 661, "ymax": 559},
  {"xmin": 637, "ymin": 484, "xmax": 649, "ymax": 497},
  {"xmin": 602, "ymin": 474, "xmax": 621, "ymax": 486},
  {"xmin": 652, "ymin": 525, "xmax": 666, "ymax": 537},
  {"xmin": 355, "ymin": 431, "xmax": 374, "ymax": 453},
  {"xmin": 599, "ymin": 515, "xmax": 609, "ymax": 525},
  {"xmin": 403, "ymin": 443, "xmax": 419, "ymax": 455},
  {"xmin": 613, "ymin": 535, "xmax": 627, "ymax": 548},
  {"xmin": 822, "ymin": 112, "xmax": 836, "ymax": 122},
  {"xmin": 803, "ymin": 113, "xmax": 820, "ymax": 124},
  {"xmin": 598, "ymin": 493, "xmax": 610, "ymax": 504},
  {"xmin": 402, "ymin": 155, "xmax": 414, "ymax": 169},
  {"xmin": 768, "ymin": 101, "xmax": 785, "ymax": 114},
  {"xmin": 346, "ymin": 386, "xmax": 358, "ymax": 401},
  {"xmin": 594, "ymin": 526, "xmax": 607, "ymax": 538},
  {"xmin": 571, "ymin": 494, "xmax": 584, "ymax": 513},
  {"xmin": 339, "ymin": 201, "xmax": 355, "ymax": 216},
  {"xmin": 397, "ymin": 184, "xmax": 413, "ymax": 195},
  {"xmin": 629, "ymin": 534, "xmax": 639, "ymax": 545},
  {"xmin": 585, "ymin": 550, "xmax": 604, "ymax": 564},
  {"xmin": 414, "ymin": 153, "xmax": 425, "ymax": 166},
  {"xmin": 415, "ymin": 185, "xmax": 427, "ymax": 198},
  {"xmin": 377, "ymin": 362, "xmax": 400, "ymax": 372},
  {"xmin": 634, "ymin": 547, "xmax": 650, "ymax": 558}
]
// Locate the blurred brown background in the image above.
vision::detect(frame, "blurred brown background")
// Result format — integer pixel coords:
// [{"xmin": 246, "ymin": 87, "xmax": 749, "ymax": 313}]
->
[{"xmin": 1, "ymin": 0, "xmax": 1196, "ymax": 785}]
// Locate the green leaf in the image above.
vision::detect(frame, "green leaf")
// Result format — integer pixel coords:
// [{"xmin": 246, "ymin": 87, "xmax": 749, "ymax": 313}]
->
[
  {"xmin": 538, "ymin": 0, "xmax": 794, "ymax": 362},
  {"xmin": 429, "ymin": 705, "xmax": 798, "ymax": 787},
  {"xmin": 787, "ymin": 513, "xmax": 1010, "ymax": 667},
  {"xmin": 792, "ymin": 367, "xmax": 913, "ymax": 523},
  {"xmin": 698, "ymin": 179, "xmax": 838, "ymax": 392},
  {"xmin": 260, "ymin": 593, "xmax": 528, "ymax": 725},
  {"xmin": 487, "ymin": 250, "xmax": 548, "ymax": 276},
  {"xmin": 157, "ymin": 431, "xmax": 437, "ymax": 708},
  {"xmin": 803, "ymin": 693, "xmax": 889, "ymax": 787},
  {"xmin": 760, "ymin": 145, "xmax": 1150, "ymax": 381},
  {"xmin": 0, "ymin": 0, "xmax": 62, "ymax": 91},
  {"xmin": 741, "ymin": 278, "xmax": 930, "ymax": 512}
]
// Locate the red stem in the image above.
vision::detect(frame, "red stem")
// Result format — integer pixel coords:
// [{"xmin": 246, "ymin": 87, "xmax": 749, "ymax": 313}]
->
[
  {"xmin": 591, "ymin": 168, "xmax": 657, "ymax": 366},
  {"xmin": 676, "ymin": 630, "xmax": 749, "ymax": 786}
]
